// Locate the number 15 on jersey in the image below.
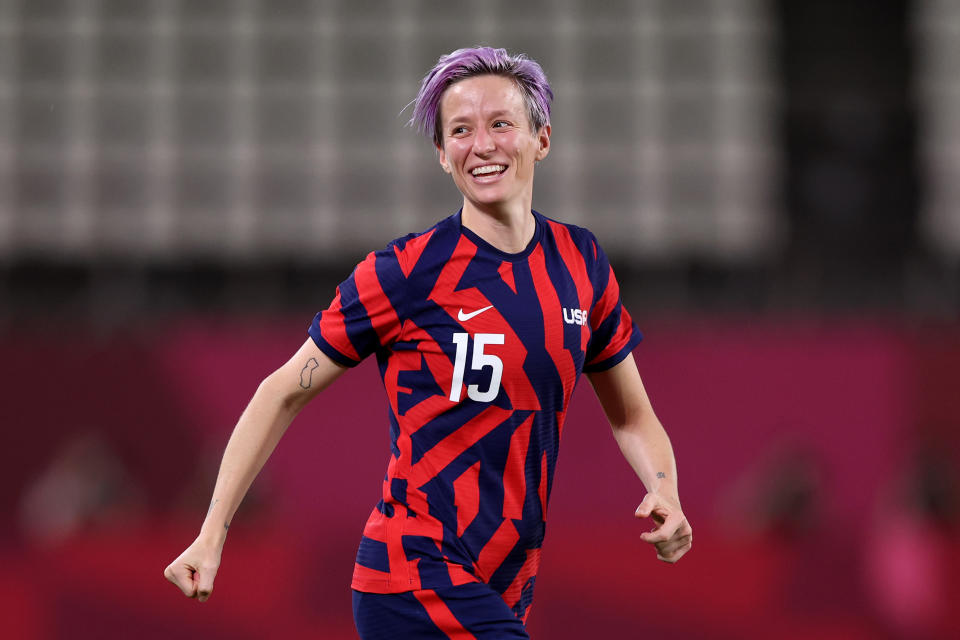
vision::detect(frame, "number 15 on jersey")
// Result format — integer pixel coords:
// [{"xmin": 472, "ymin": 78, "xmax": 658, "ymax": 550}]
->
[{"xmin": 449, "ymin": 333, "xmax": 505, "ymax": 403}]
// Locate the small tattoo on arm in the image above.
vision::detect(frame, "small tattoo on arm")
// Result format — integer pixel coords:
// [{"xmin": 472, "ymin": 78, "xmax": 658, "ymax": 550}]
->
[
  {"xmin": 657, "ymin": 472, "xmax": 666, "ymax": 479},
  {"xmin": 208, "ymin": 499, "xmax": 230, "ymax": 531},
  {"xmin": 299, "ymin": 357, "xmax": 320, "ymax": 389}
]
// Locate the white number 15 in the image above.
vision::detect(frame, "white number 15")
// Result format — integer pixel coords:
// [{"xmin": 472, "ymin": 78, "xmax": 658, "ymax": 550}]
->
[{"xmin": 449, "ymin": 333, "xmax": 504, "ymax": 402}]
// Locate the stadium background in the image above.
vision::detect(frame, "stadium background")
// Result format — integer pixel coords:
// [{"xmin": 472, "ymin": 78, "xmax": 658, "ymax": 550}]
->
[{"xmin": 1, "ymin": 0, "xmax": 958, "ymax": 638}]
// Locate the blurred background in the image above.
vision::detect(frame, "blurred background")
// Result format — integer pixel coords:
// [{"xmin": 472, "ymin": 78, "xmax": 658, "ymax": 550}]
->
[{"xmin": 1, "ymin": 0, "xmax": 959, "ymax": 638}]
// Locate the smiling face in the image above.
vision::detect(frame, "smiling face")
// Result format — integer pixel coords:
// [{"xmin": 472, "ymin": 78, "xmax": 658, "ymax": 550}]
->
[{"xmin": 436, "ymin": 74, "xmax": 550, "ymax": 217}]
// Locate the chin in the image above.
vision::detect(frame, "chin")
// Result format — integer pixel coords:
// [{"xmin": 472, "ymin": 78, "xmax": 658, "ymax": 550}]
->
[
  {"xmin": 469, "ymin": 197, "xmax": 511, "ymax": 211},
  {"xmin": 467, "ymin": 187, "xmax": 514, "ymax": 206}
]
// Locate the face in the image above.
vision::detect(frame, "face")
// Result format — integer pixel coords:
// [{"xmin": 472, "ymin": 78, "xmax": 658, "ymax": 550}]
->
[{"xmin": 436, "ymin": 74, "xmax": 550, "ymax": 214}]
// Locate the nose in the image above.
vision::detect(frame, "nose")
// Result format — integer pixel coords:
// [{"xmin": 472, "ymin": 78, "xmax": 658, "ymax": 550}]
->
[{"xmin": 472, "ymin": 126, "xmax": 496, "ymax": 155}]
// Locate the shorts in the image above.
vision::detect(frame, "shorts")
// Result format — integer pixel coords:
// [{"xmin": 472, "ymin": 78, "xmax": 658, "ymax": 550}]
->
[{"xmin": 352, "ymin": 582, "xmax": 530, "ymax": 640}]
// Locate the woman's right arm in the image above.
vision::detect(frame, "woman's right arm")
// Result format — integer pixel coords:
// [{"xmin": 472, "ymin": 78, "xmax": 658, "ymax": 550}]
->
[{"xmin": 163, "ymin": 337, "xmax": 346, "ymax": 602}]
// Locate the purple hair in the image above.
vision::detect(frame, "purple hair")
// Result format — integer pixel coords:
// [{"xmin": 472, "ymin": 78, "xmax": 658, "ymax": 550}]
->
[{"xmin": 409, "ymin": 46, "xmax": 553, "ymax": 147}]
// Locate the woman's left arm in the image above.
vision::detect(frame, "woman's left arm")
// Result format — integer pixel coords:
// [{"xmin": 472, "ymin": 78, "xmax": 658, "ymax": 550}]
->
[{"xmin": 587, "ymin": 353, "xmax": 693, "ymax": 563}]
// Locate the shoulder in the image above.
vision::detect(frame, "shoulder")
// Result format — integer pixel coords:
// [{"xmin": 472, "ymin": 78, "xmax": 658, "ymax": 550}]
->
[
  {"xmin": 535, "ymin": 210, "xmax": 605, "ymax": 263},
  {"xmin": 368, "ymin": 212, "xmax": 460, "ymax": 277}
]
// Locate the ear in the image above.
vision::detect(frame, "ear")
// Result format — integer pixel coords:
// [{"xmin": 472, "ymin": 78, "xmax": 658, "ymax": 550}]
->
[
  {"xmin": 535, "ymin": 124, "xmax": 551, "ymax": 162},
  {"xmin": 436, "ymin": 142, "xmax": 451, "ymax": 173}
]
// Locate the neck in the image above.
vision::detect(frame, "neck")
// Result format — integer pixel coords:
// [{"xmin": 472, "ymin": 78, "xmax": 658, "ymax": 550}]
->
[{"xmin": 461, "ymin": 198, "xmax": 535, "ymax": 254}]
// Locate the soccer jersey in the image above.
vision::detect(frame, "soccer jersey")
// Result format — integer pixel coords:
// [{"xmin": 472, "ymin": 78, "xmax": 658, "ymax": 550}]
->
[{"xmin": 309, "ymin": 210, "xmax": 641, "ymax": 621}]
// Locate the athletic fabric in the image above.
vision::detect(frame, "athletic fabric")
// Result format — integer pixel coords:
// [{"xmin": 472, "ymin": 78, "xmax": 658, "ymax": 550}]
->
[
  {"xmin": 353, "ymin": 583, "xmax": 530, "ymax": 639},
  {"xmin": 309, "ymin": 210, "xmax": 641, "ymax": 621}
]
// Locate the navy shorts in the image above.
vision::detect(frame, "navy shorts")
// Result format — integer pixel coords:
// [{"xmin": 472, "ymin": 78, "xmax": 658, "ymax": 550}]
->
[{"xmin": 352, "ymin": 582, "xmax": 530, "ymax": 639}]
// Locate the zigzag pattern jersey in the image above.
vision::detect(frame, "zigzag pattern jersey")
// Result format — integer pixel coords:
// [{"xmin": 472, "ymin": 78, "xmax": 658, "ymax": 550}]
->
[{"xmin": 308, "ymin": 210, "xmax": 642, "ymax": 622}]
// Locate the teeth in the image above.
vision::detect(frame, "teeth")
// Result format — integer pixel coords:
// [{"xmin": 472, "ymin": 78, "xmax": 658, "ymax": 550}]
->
[{"xmin": 471, "ymin": 165, "xmax": 505, "ymax": 176}]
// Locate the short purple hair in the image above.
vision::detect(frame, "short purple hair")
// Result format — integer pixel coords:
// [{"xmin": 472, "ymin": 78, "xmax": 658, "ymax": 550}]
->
[{"xmin": 409, "ymin": 46, "xmax": 553, "ymax": 147}]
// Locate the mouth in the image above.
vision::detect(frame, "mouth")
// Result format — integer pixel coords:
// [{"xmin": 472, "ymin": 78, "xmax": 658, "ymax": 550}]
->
[{"xmin": 469, "ymin": 164, "xmax": 508, "ymax": 181}]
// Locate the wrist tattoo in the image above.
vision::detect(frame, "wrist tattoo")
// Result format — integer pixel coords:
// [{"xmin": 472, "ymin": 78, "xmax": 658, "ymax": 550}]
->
[
  {"xmin": 656, "ymin": 472, "xmax": 666, "ymax": 479},
  {"xmin": 299, "ymin": 357, "xmax": 320, "ymax": 389},
  {"xmin": 209, "ymin": 499, "xmax": 230, "ymax": 531}
]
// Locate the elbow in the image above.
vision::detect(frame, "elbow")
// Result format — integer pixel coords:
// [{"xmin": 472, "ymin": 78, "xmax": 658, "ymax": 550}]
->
[
  {"xmin": 279, "ymin": 392, "xmax": 304, "ymax": 416},
  {"xmin": 601, "ymin": 391, "xmax": 659, "ymax": 436},
  {"xmin": 610, "ymin": 420, "xmax": 640, "ymax": 438},
  {"xmin": 610, "ymin": 407, "xmax": 661, "ymax": 437},
  {"xmin": 257, "ymin": 372, "xmax": 305, "ymax": 417}
]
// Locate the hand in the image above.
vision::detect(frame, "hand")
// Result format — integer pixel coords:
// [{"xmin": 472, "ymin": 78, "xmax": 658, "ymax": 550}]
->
[
  {"xmin": 635, "ymin": 493, "xmax": 692, "ymax": 563},
  {"xmin": 164, "ymin": 537, "xmax": 223, "ymax": 602}
]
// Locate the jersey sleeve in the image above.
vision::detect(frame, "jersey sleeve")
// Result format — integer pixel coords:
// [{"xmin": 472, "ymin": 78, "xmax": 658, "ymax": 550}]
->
[
  {"xmin": 308, "ymin": 247, "xmax": 406, "ymax": 367},
  {"xmin": 583, "ymin": 236, "xmax": 643, "ymax": 373}
]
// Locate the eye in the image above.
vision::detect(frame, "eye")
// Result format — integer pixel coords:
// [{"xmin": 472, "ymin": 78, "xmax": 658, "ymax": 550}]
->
[
  {"xmin": 493, "ymin": 120, "xmax": 510, "ymax": 129},
  {"xmin": 451, "ymin": 125, "xmax": 468, "ymax": 136}
]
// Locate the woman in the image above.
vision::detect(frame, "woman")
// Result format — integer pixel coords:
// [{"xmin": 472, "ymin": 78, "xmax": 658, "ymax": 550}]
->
[{"xmin": 165, "ymin": 46, "xmax": 692, "ymax": 639}]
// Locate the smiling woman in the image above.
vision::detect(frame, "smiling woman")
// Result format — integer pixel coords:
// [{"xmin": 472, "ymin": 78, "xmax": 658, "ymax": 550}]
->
[
  {"xmin": 435, "ymin": 75, "xmax": 551, "ymax": 251},
  {"xmin": 164, "ymin": 46, "xmax": 691, "ymax": 640},
  {"xmin": 412, "ymin": 48, "xmax": 553, "ymax": 254}
]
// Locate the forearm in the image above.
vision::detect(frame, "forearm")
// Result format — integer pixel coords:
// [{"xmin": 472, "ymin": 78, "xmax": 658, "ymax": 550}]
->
[
  {"xmin": 611, "ymin": 411, "xmax": 680, "ymax": 503},
  {"xmin": 164, "ymin": 341, "xmax": 344, "ymax": 601},
  {"xmin": 588, "ymin": 356, "xmax": 691, "ymax": 562},
  {"xmin": 198, "ymin": 373, "xmax": 301, "ymax": 547}
]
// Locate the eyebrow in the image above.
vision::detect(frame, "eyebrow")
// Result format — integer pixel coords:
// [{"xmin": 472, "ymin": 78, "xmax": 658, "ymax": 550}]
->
[{"xmin": 444, "ymin": 109, "xmax": 517, "ymax": 126}]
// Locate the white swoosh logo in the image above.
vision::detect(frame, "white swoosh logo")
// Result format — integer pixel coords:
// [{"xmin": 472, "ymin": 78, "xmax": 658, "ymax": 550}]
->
[{"xmin": 457, "ymin": 305, "xmax": 494, "ymax": 322}]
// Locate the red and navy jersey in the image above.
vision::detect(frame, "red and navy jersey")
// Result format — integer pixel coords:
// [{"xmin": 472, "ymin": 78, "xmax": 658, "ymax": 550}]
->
[{"xmin": 308, "ymin": 210, "xmax": 641, "ymax": 621}]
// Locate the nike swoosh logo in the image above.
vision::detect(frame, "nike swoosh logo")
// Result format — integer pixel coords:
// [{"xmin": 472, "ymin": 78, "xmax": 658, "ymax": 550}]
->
[{"xmin": 458, "ymin": 305, "xmax": 494, "ymax": 322}]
